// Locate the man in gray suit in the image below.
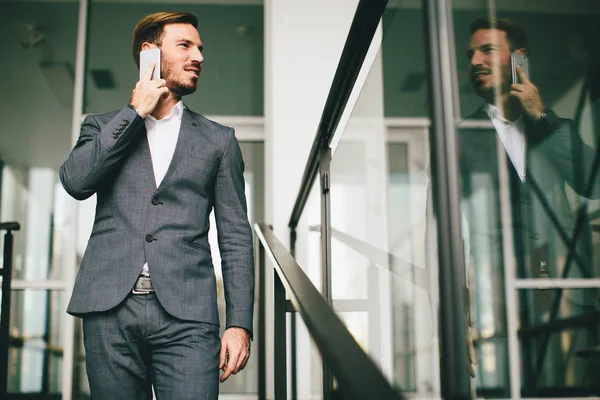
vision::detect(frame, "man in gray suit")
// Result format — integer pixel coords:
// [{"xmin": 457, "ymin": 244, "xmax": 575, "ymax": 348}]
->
[
  {"xmin": 60, "ymin": 12, "xmax": 254, "ymax": 399},
  {"xmin": 459, "ymin": 18, "xmax": 600, "ymax": 393}
]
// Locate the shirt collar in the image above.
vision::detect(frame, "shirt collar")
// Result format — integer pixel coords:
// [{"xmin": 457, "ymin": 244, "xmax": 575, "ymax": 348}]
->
[
  {"xmin": 145, "ymin": 101, "xmax": 184, "ymax": 123},
  {"xmin": 483, "ymin": 103, "xmax": 523, "ymax": 126}
]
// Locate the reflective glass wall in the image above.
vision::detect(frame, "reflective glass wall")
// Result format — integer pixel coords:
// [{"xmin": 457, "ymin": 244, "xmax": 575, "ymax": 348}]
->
[
  {"xmin": 289, "ymin": 0, "xmax": 600, "ymax": 398},
  {"xmin": 451, "ymin": 2, "xmax": 600, "ymax": 397}
]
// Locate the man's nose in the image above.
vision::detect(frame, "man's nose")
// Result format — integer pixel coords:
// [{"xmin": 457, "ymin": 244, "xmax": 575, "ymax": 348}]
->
[
  {"xmin": 470, "ymin": 51, "xmax": 484, "ymax": 66},
  {"xmin": 191, "ymin": 47, "xmax": 204, "ymax": 64}
]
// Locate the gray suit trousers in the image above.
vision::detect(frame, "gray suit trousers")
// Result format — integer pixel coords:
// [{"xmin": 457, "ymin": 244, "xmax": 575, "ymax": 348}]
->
[{"xmin": 83, "ymin": 293, "xmax": 221, "ymax": 400}]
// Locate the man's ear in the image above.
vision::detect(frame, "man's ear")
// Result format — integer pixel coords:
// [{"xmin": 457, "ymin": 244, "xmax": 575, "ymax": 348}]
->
[
  {"xmin": 515, "ymin": 47, "xmax": 527, "ymax": 56},
  {"xmin": 141, "ymin": 42, "xmax": 157, "ymax": 50}
]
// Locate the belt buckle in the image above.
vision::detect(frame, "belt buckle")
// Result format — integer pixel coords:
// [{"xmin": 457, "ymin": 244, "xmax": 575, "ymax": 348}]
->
[{"xmin": 132, "ymin": 288, "xmax": 153, "ymax": 295}]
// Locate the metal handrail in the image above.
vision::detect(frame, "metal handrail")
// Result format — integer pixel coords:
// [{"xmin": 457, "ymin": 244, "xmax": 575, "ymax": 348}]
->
[
  {"xmin": 0, "ymin": 222, "xmax": 21, "ymax": 397},
  {"xmin": 254, "ymin": 223, "xmax": 402, "ymax": 400},
  {"xmin": 518, "ymin": 310, "xmax": 600, "ymax": 339},
  {"xmin": 288, "ymin": 0, "xmax": 388, "ymax": 230}
]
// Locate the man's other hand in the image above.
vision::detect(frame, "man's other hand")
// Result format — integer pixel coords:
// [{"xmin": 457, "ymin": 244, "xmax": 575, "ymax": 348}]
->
[
  {"xmin": 129, "ymin": 62, "xmax": 169, "ymax": 119},
  {"xmin": 219, "ymin": 327, "xmax": 251, "ymax": 382}
]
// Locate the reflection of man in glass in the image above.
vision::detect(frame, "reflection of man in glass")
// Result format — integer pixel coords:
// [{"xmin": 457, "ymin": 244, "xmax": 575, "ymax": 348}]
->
[
  {"xmin": 469, "ymin": 19, "xmax": 546, "ymax": 129},
  {"xmin": 461, "ymin": 18, "xmax": 600, "ymax": 392}
]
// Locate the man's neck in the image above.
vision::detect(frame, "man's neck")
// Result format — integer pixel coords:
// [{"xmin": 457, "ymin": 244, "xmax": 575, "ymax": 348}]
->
[
  {"xmin": 485, "ymin": 93, "xmax": 520, "ymax": 122},
  {"xmin": 151, "ymin": 93, "xmax": 182, "ymax": 120}
]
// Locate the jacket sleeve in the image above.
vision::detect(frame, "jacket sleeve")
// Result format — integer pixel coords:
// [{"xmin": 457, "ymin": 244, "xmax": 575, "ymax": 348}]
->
[
  {"xmin": 213, "ymin": 127, "xmax": 255, "ymax": 337},
  {"xmin": 532, "ymin": 114, "xmax": 600, "ymax": 199},
  {"xmin": 59, "ymin": 107, "xmax": 144, "ymax": 200}
]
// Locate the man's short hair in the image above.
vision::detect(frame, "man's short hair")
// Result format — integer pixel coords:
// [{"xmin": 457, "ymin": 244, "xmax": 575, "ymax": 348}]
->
[
  {"xmin": 470, "ymin": 17, "xmax": 529, "ymax": 52},
  {"xmin": 132, "ymin": 12, "xmax": 198, "ymax": 68}
]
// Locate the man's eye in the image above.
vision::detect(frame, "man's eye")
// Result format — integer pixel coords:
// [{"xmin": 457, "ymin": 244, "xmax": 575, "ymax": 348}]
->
[{"xmin": 179, "ymin": 43, "xmax": 188, "ymax": 48}]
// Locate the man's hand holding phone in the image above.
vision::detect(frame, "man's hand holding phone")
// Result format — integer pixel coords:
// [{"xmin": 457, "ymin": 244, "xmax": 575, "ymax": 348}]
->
[
  {"xmin": 510, "ymin": 65, "xmax": 545, "ymax": 121},
  {"xmin": 129, "ymin": 62, "xmax": 169, "ymax": 119}
]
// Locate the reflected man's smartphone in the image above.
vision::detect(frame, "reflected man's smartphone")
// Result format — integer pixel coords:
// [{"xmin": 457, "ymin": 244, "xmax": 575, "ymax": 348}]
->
[
  {"xmin": 510, "ymin": 53, "xmax": 529, "ymax": 84},
  {"xmin": 139, "ymin": 48, "xmax": 161, "ymax": 80}
]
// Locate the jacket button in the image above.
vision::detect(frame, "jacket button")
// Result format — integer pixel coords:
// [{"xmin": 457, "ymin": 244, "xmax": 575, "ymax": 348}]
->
[
  {"xmin": 145, "ymin": 234, "xmax": 154, "ymax": 242},
  {"xmin": 152, "ymin": 197, "xmax": 160, "ymax": 205}
]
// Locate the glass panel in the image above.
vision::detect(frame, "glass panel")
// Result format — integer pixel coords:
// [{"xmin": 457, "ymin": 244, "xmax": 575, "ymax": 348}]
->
[
  {"xmin": 84, "ymin": 3, "xmax": 264, "ymax": 116},
  {"xmin": 516, "ymin": 288, "xmax": 600, "ymax": 397},
  {"xmin": 294, "ymin": 312, "xmax": 323, "ymax": 399},
  {"xmin": 1, "ymin": 168, "xmax": 71, "ymax": 282},
  {"xmin": 1, "ymin": 289, "xmax": 66, "ymax": 394},
  {"xmin": 330, "ymin": 47, "xmax": 389, "ymax": 321},
  {"xmin": 295, "ymin": 179, "xmax": 322, "ymax": 291},
  {"xmin": 449, "ymin": 1, "xmax": 600, "ymax": 397},
  {"xmin": 0, "ymin": 0, "xmax": 79, "ymax": 280},
  {"xmin": 328, "ymin": 2, "xmax": 438, "ymax": 396},
  {"xmin": 383, "ymin": 6, "xmax": 428, "ymax": 119}
]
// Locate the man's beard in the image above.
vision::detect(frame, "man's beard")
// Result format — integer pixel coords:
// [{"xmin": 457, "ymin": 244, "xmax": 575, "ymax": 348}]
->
[
  {"xmin": 471, "ymin": 65, "xmax": 511, "ymax": 102},
  {"xmin": 162, "ymin": 60, "xmax": 198, "ymax": 97}
]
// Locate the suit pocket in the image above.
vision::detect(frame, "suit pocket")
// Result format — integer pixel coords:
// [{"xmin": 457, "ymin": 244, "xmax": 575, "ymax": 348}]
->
[
  {"xmin": 90, "ymin": 228, "xmax": 115, "ymax": 238},
  {"xmin": 90, "ymin": 215, "xmax": 116, "ymax": 238},
  {"xmin": 184, "ymin": 241, "xmax": 210, "ymax": 253},
  {"xmin": 94, "ymin": 215, "xmax": 114, "ymax": 223}
]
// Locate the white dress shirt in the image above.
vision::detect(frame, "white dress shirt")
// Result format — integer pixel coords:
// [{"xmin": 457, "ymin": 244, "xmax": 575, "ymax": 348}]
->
[
  {"xmin": 484, "ymin": 104, "xmax": 527, "ymax": 182},
  {"xmin": 141, "ymin": 101, "xmax": 184, "ymax": 276}
]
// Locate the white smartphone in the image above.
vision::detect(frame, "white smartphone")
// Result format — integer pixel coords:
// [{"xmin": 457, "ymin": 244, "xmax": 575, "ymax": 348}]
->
[
  {"xmin": 510, "ymin": 53, "xmax": 529, "ymax": 84},
  {"xmin": 139, "ymin": 48, "xmax": 161, "ymax": 80}
]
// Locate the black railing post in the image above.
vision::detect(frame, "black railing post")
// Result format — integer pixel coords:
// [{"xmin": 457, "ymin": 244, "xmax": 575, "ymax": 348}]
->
[
  {"xmin": 274, "ymin": 269, "xmax": 287, "ymax": 399},
  {"xmin": 257, "ymin": 241, "xmax": 266, "ymax": 400},
  {"xmin": 290, "ymin": 228, "xmax": 298, "ymax": 400},
  {"xmin": 320, "ymin": 146, "xmax": 334, "ymax": 400},
  {"xmin": 0, "ymin": 222, "xmax": 21, "ymax": 398}
]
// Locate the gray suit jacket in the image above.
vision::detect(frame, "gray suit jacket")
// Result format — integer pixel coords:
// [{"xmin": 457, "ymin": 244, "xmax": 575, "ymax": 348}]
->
[
  {"xmin": 60, "ymin": 105, "xmax": 254, "ymax": 334},
  {"xmin": 459, "ymin": 107, "xmax": 599, "ymax": 282}
]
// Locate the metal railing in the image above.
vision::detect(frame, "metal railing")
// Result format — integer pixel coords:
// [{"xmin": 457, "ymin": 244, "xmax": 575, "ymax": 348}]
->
[
  {"xmin": 254, "ymin": 223, "xmax": 402, "ymax": 400},
  {"xmin": 0, "ymin": 222, "xmax": 21, "ymax": 397}
]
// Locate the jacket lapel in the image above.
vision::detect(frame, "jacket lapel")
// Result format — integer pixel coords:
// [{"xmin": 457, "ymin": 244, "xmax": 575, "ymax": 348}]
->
[
  {"xmin": 123, "ymin": 127, "xmax": 156, "ymax": 191},
  {"xmin": 156, "ymin": 107, "xmax": 196, "ymax": 191}
]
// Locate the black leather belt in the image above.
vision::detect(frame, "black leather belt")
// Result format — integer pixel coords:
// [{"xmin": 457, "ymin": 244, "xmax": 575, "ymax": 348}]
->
[{"xmin": 132, "ymin": 275, "xmax": 154, "ymax": 294}]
